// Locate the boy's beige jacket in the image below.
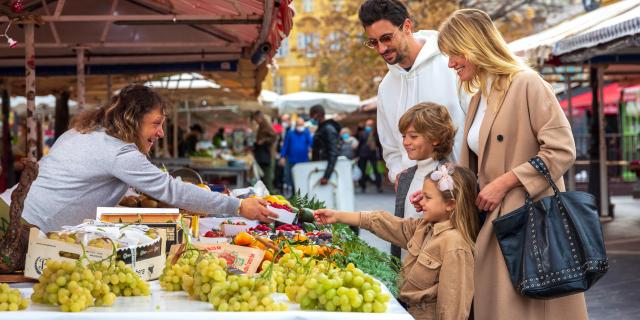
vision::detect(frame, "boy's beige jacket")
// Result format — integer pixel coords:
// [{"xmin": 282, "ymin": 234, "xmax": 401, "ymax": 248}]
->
[
  {"xmin": 360, "ymin": 211, "xmax": 473, "ymax": 320},
  {"xmin": 460, "ymin": 69, "xmax": 588, "ymax": 320}
]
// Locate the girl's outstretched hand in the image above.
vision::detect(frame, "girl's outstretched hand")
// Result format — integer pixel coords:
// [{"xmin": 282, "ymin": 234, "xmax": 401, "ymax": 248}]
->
[
  {"xmin": 314, "ymin": 209, "xmax": 339, "ymax": 225},
  {"xmin": 409, "ymin": 190, "xmax": 423, "ymax": 213}
]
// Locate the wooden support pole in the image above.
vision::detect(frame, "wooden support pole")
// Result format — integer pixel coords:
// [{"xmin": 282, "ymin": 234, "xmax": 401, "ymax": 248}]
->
[
  {"xmin": 173, "ymin": 104, "xmax": 179, "ymax": 158},
  {"xmin": 185, "ymin": 99, "xmax": 191, "ymax": 129},
  {"xmin": 596, "ymin": 67, "xmax": 610, "ymax": 217},
  {"xmin": 25, "ymin": 23, "xmax": 38, "ymax": 161},
  {"xmin": 76, "ymin": 48, "xmax": 85, "ymax": 111}
]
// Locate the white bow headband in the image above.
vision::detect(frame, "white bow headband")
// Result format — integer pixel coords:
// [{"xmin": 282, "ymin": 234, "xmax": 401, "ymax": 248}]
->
[{"xmin": 430, "ymin": 164, "xmax": 455, "ymax": 193}]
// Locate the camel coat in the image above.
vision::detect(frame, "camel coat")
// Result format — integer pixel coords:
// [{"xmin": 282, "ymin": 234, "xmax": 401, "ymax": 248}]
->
[{"xmin": 460, "ymin": 70, "xmax": 588, "ymax": 320}]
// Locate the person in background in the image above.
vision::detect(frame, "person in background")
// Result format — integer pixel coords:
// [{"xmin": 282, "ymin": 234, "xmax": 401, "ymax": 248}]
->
[
  {"xmin": 309, "ymin": 105, "xmax": 341, "ymax": 185},
  {"xmin": 438, "ymin": 9, "xmax": 584, "ymax": 319},
  {"xmin": 339, "ymin": 128, "xmax": 359, "ymax": 160},
  {"xmin": 182, "ymin": 123, "xmax": 203, "ymax": 156},
  {"xmin": 19, "ymin": 84, "xmax": 277, "ymax": 233},
  {"xmin": 357, "ymin": 119, "xmax": 383, "ymax": 193},
  {"xmin": 279, "ymin": 113, "xmax": 291, "ymax": 138},
  {"xmin": 273, "ymin": 115, "xmax": 289, "ymax": 194},
  {"xmin": 252, "ymin": 110, "xmax": 277, "ymax": 192},
  {"xmin": 314, "ymin": 163, "xmax": 478, "ymax": 320},
  {"xmin": 279, "ymin": 117, "xmax": 313, "ymax": 194},
  {"xmin": 212, "ymin": 128, "xmax": 225, "ymax": 148}
]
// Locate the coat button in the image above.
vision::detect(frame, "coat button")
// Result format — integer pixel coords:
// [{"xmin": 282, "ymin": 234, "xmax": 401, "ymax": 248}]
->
[{"xmin": 497, "ymin": 134, "xmax": 504, "ymax": 142}]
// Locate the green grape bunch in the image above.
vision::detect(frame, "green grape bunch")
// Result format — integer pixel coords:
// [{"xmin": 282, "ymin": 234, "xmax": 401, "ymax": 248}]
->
[
  {"xmin": 31, "ymin": 260, "xmax": 116, "ymax": 312},
  {"xmin": 159, "ymin": 249, "xmax": 200, "ymax": 292},
  {"xmin": 0, "ymin": 283, "xmax": 29, "ymax": 311},
  {"xmin": 208, "ymin": 274, "xmax": 287, "ymax": 312},
  {"xmin": 187, "ymin": 254, "xmax": 228, "ymax": 301},
  {"xmin": 92, "ymin": 260, "xmax": 150, "ymax": 297}
]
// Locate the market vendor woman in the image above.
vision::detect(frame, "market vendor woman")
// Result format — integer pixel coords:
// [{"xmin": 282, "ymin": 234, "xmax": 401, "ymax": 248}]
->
[{"xmin": 22, "ymin": 84, "xmax": 277, "ymax": 232}]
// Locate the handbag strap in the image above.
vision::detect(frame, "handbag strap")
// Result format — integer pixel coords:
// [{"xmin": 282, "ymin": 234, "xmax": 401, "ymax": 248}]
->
[{"xmin": 528, "ymin": 156, "xmax": 561, "ymax": 196}]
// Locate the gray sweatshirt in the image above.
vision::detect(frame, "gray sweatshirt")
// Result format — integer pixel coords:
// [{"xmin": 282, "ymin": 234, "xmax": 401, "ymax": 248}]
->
[{"xmin": 23, "ymin": 129, "xmax": 240, "ymax": 232}]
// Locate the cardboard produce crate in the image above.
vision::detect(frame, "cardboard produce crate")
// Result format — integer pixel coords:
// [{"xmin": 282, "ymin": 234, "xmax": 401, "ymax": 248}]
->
[
  {"xmin": 96, "ymin": 207, "xmax": 195, "ymax": 249},
  {"xmin": 24, "ymin": 228, "xmax": 166, "ymax": 281},
  {"xmin": 169, "ymin": 242, "xmax": 264, "ymax": 275}
]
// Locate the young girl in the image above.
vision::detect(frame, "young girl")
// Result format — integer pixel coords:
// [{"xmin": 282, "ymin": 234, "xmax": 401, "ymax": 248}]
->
[
  {"xmin": 391, "ymin": 102, "xmax": 457, "ymax": 259},
  {"xmin": 314, "ymin": 164, "xmax": 479, "ymax": 320}
]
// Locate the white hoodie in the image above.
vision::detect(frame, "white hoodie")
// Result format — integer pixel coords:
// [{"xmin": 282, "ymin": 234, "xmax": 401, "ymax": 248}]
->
[{"xmin": 376, "ymin": 30, "xmax": 470, "ymax": 182}]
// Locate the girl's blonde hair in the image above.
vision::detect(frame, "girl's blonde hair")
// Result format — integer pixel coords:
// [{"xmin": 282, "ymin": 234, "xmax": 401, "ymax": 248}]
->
[
  {"xmin": 398, "ymin": 102, "xmax": 457, "ymax": 161},
  {"xmin": 72, "ymin": 84, "xmax": 167, "ymax": 153},
  {"xmin": 426, "ymin": 165, "xmax": 479, "ymax": 248},
  {"xmin": 437, "ymin": 9, "xmax": 531, "ymax": 96}
]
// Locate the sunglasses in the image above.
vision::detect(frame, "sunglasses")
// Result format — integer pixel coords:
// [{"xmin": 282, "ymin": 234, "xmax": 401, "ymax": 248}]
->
[{"xmin": 363, "ymin": 27, "xmax": 402, "ymax": 49}]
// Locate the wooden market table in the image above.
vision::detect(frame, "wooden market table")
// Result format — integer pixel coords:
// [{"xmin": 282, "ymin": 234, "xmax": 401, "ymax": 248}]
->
[{"xmin": 6, "ymin": 280, "xmax": 415, "ymax": 320}]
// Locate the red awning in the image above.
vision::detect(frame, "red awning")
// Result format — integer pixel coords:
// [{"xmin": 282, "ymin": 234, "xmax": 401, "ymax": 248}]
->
[{"xmin": 559, "ymin": 83, "xmax": 624, "ymax": 115}]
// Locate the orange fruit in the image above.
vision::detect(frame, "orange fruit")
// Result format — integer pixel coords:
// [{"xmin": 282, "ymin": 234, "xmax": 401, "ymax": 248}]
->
[{"xmin": 233, "ymin": 232, "xmax": 254, "ymax": 246}]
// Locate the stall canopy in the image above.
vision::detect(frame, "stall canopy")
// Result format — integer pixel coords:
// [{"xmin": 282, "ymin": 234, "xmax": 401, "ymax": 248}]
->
[
  {"xmin": 509, "ymin": 0, "xmax": 640, "ymax": 65},
  {"xmin": 274, "ymin": 91, "xmax": 361, "ymax": 114},
  {"xmin": 0, "ymin": 0, "xmax": 294, "ymax": 99},
  {"xmin": 508, "ymin": 0, "xmax": 640, "ymax": 218}
]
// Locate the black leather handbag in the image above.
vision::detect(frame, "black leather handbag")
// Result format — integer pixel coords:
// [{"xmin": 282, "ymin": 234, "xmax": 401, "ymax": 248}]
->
[{"xmin": 493, "ymin": 156, "xmax": 608, "ymax": 299}]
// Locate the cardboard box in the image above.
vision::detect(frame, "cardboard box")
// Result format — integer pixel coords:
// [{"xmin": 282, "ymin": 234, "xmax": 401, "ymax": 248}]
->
[
  {"xmin": 24, "ymin": 228, "xmax": 166, "ymax": 281},
  {"xmin": 97, "ymin": 207, "xmax": 198, "ymax": 248},
  {"xmin": 97, "ymin": 207, "xmax": 181, "ymax": 223},
  {"xmin": 169, "ymin": 242, "xmax": 264, "ymax": 275}
]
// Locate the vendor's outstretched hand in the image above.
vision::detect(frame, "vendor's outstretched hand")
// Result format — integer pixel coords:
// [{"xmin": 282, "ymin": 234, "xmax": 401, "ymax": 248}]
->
[
  {"xmin": 239, "ymin": 198, "xmax": 279, "ymax": 223},
  {"xmin": 314, "ymin": 209, "xmax": 338, "ymax": 225}
]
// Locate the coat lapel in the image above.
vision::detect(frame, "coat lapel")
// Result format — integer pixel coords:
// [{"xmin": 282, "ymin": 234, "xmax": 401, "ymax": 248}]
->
[{"xmin": 477, "ymin": 76, "xmax": 514, "ymax": 165}]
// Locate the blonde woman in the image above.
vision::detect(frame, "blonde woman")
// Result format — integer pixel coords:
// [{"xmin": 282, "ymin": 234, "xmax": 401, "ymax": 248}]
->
[{"xmin": 438, "ymin": 9, "xmax": 587, "ymax": 320}]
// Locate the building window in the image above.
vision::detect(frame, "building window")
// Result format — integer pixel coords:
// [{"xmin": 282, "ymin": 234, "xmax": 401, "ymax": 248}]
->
[
  {"xmin": 302, "ymin": 75, "xmax": 316, "ymax": 90},
  {"xmin": 297, "ymin": 33, "xmax": 319, "ymax": 58},
  {"xmin": 276, "ymin": 37, "xmax": 289, "ymax": 57},
  {"xmin": 332, "ymin": 0, "xmax": 344, "ymax": 11},
  {"xmin": 328, "ymin": 31, "xmax": 344, "ymax": 51},
  {"xmin": 274, "ymin": 75, "xmax": 285, "ymax": 94},
  {"xmin": 302, "ymin": 0, "xmax": 313, "ymax": 13}
]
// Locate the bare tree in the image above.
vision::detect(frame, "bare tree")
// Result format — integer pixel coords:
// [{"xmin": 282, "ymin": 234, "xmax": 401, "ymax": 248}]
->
[{"xmin": 310, "ymin": 0, "xmax": 572, "ymax": 98}]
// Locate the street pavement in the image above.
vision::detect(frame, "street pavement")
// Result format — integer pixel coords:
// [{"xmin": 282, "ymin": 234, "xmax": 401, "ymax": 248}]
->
[{"xmin": 354, "ymin": 187, "xmax": 640, "ymax": 320}]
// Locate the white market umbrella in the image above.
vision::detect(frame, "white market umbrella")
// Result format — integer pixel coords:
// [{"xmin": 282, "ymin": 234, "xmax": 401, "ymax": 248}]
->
[{"xmin": 274, "ymin": 91, "xmax": 361, "ymax": 114}]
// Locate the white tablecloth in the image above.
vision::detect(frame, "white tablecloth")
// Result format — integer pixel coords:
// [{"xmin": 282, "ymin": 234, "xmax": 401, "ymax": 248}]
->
[{"xmin": 5, "ymin": 280, "xmax": 414, "ymax": 320}]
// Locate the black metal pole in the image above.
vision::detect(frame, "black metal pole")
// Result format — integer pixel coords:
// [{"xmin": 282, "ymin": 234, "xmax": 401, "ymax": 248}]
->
[
  {"xmin": 54, "ymin": 91, "xmax": 70, "ymax": 143},
  {"xmin": 588, "ymin": 67, "xmax": 601, "ymax": 213},
  {"xmin": 1, "ymin": 89, "xmax": 15, "ymax": 188}
]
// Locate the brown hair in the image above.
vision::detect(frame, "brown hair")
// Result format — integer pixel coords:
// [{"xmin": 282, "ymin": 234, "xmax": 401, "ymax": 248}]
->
[
  {"xmin": 426, "ymin": 164, "xmax": 479, "ymax": 248},
  {"xmin": 72, "ymin": 84, "xmax": 167, "ymax": 151},
  {"xmin": 398, "ymin": 102, "xmax": 457, "ymax": 160}
]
